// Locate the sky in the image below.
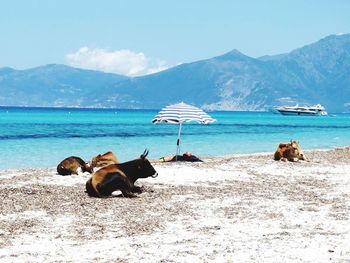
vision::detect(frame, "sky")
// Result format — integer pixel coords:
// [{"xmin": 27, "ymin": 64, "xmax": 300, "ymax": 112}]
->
[{"xmin": 1, "ymin": 0, "xmax": 349, "ymax": 76}]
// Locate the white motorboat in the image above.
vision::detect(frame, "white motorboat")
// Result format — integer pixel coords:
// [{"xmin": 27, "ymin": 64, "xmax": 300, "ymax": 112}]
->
[{"xmin": 275, "ymin": 104, "xmax": 328, "ymax": 116}]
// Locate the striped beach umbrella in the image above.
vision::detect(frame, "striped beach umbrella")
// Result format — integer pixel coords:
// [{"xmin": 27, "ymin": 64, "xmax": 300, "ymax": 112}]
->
[{"xmin": 152, "ymin": 102, "xmax": 216, "ymax": 159}]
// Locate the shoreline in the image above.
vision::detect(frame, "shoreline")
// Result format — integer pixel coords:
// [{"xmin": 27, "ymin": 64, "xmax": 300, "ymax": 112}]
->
[
  {"xmin": 214, "ymin": 144, "xmax": 350, "ymax": 158},
  {"xmin": 1, "ymin": 145, "xmax": 350, "ymax": 172},
  {"xmin": 0, "ymin": 147, "xmax": 350, "ymax": 262}
]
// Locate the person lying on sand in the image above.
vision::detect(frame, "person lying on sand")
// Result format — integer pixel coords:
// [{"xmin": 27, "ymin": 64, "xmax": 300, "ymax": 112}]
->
[{"xmin": 153, "ymin": 151, "xmax": 202, "ymax": 163}]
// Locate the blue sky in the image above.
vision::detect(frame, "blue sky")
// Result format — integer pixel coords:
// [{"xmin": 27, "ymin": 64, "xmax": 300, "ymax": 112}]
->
[{"xmin": 1, "ymin": 0, "xmax": 349, "ymax": 76}]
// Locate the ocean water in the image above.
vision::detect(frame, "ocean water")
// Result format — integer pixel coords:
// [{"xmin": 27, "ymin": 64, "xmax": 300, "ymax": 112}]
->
[{"xmin": 1, "ymin": 107, "xmax": 350, "ymax": 170}]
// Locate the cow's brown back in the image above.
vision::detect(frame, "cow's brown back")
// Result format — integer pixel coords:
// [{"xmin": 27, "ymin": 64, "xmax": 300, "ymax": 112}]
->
[
  {"xmin": 90, "ymin": 151, "xmax": 119, "ymax": 169},
  {"xmin": 274, "ymin": 143, "xmax": 288, "ymax": 160}
]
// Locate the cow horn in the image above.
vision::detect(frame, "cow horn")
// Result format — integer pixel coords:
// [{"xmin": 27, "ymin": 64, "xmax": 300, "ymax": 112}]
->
[{"xmin": 141, "ymin": 149, "xmax": 149, "ymax": 159}]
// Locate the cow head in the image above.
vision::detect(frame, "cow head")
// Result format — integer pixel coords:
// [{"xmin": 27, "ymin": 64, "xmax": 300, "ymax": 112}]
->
[
  {"xmin": 137, "ymin": 149, "xmax": 158, "ymax": 178},
  {"xmin": 289, "ymin": 140, "xmax": 307, "ymax": 161},
  {"xmin": 82, "ymin": 163, "xmax": 93, "ymax": 173},
  {"xmin": 90, "ymin": 154, "xmax": 101, "ymax": 168}
]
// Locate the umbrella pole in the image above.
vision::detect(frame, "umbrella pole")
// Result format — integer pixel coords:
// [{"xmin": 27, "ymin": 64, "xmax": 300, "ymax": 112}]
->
[{"xmin": 176, "ymin": 122, "xmax": 183, "ymax": 161}]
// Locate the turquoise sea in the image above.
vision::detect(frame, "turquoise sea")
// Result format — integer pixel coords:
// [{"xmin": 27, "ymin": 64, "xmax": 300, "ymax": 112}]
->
[{"xmin": 1, "ymin": 107, "xmax": 350, "ymax": 170}]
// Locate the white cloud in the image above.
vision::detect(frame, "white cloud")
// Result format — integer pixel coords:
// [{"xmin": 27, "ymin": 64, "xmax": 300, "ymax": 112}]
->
[{"xmin": 65, "ymin": 47, "xmax": 169, "ymax": 76}]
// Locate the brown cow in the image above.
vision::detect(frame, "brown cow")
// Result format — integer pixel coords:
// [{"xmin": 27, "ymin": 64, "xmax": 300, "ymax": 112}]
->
[
  {"xmin": 86, "ymin": 149, "xmax": 158, "ymax": 198},
  {"xmin": 57, "ymin": 156, "xmax": 93, "ymax": 175},
  {"xmin": 274, "ymin": 140, "xmax": 308, "ymax": 162},
  {"xmin": 90, "ymin": 151, "xmax": 119, "ymax": 170}
]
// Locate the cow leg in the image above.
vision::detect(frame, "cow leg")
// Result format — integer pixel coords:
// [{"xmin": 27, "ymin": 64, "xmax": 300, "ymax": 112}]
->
[
  {"xmin": 125, "ymin": 182, "xmax": 143, "ymax": 194},
  {"xmin": 98, "ymin": 172, "xmax": 133, "ymax": 197},
  {"xmin": 121, "ymin": 190, "xmax": 137, "ymax": 198},
  {"xmin": 131, "ymin": 185, "xmax": 143, "ymax": 193},
  {"xmin": 299, "ymin": 154, "xmax": 309, "ymax": 162}
]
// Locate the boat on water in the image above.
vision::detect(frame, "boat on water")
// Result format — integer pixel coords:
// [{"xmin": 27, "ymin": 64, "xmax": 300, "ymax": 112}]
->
[{"xmin": 275, "ymin": 104, "xmax": 328, "ymax": 116}]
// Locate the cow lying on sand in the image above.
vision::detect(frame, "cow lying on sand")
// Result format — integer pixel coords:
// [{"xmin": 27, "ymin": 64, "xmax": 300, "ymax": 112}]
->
[
  {"xmin": 274, "ymin": 140, "xmax": 308, "ymax": 162},
  {"xmin": 90, "ymin": 151, "xmax": 119, "ymax": 170},
  {"xmin": 86, "ymin": 149, "xmax": 158, "ymax": 198},
  {"xmin": 57, "ymin": 156, "xmax": 93, "ymax": 175}
]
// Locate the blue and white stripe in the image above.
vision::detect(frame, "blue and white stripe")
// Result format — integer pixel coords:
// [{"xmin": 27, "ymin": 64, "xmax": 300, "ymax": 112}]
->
[{"xmin": 152, "ymin": 102, "xmax": 216, "ymax": 124}]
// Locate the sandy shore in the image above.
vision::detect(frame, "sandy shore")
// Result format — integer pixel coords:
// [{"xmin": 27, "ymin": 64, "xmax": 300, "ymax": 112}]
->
[{"xmin": 0, "ymin": 147, "xmax": 350, "ymax": 262}]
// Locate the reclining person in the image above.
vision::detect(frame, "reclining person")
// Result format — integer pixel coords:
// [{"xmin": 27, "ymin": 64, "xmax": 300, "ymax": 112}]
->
[{"xmin": 154, "ymin": 151, "xmax": 202, "ymax": 163}]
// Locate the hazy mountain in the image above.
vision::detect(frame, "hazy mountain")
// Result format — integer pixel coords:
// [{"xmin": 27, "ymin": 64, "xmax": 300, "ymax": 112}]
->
[
  {"xmin": 0, "ymin": 64, "xmax": 127, "ymax": 107},
  {"xmin": 1, "ymin": 34, "xmax": 350, "ymax": 112},
  {"xmin": 266, "ymin": 34, "xmax": 350, "ymax": 112}
]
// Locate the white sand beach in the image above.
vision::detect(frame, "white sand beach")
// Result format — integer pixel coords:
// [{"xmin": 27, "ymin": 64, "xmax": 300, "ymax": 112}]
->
[{"xmin": 0, "ymin": 147, "xmax": 350, "ymax": 262}]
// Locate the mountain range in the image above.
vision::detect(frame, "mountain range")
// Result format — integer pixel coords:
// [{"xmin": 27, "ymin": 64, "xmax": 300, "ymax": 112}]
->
[{"xmin": 1, "ymin": 33, "xmax": 350, "ymax": 112}]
